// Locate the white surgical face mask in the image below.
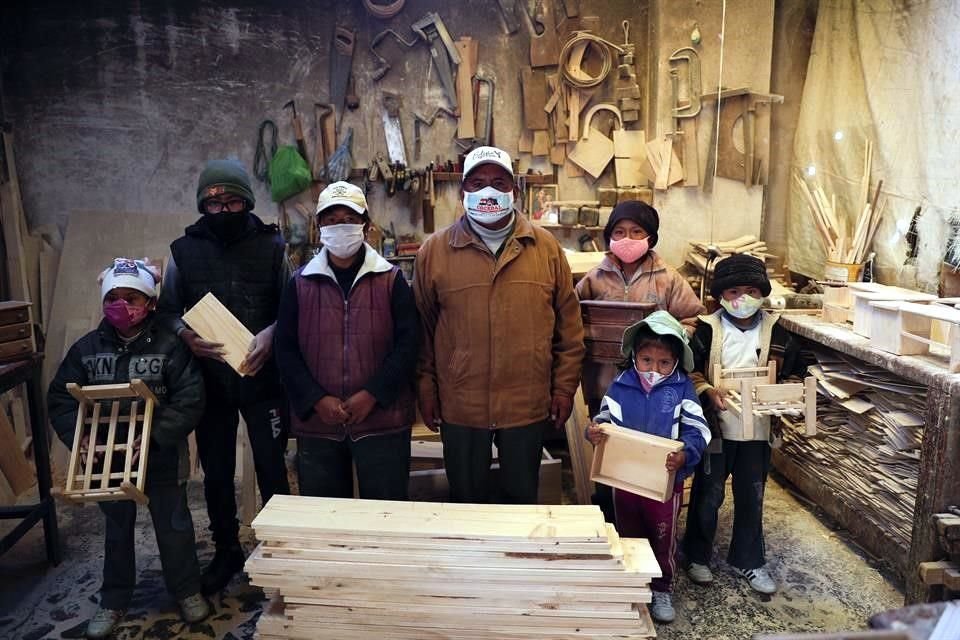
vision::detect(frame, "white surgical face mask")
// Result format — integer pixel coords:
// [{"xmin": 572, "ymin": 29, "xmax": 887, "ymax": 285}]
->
[
  {"xmin": 720, "ymin": 294, "xmax": 764, "ymax": 319},
  {"xmin": 320, "ymin": 223, "xmax": 365, "ymax": 259},
  {"xmin": 463, "ymin": 186, "xmax": 514, "ymax": 224},
  {"xmin": 635, "ymin": 360, "xmax": 678, "ymax": 392}
]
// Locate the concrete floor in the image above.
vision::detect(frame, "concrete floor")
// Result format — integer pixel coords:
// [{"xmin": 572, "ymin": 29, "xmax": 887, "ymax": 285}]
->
[{"xmin": 0, "ymin": 472, "xmax": 903, "ymax": 640}]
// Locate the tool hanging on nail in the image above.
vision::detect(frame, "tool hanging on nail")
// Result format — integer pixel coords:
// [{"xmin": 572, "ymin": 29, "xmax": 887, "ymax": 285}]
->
[
  {"xmin": 330, "ymin": 26, "xmax": 356, "ymax": 130},
  {"xmin": 411, "ymin": 12, "xmax": 461, "ymax": 109},
  {"xmin": 413, "ymin": 107, "xmax": 458, "ymax": 161},
  {"xmin": 371, "ymin": 28, "xmax": 420, "ymax": 80},
  {"xmin": 283, "ymin": 100, "xmax": 310, "ymax": 164},
  {"xmin": 312, "ymin": 103, "xmax": 333, "ymax": 182},
  {"xmin": 252, "ymin": 120, "xmax": 278, "ymax": 186},
  {"xmin": 381, "ymin": 91, "xmax": 408, "ymax": 166},
  {"xmin": 495, "ymin": 0, "xmax": 520, "ymax": 34}
]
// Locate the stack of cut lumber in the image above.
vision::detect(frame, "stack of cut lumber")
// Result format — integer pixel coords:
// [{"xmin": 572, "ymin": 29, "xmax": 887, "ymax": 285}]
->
[
  {"xmin": 685, "ymin": 234, "xmax": 774, "ymax": 274},
  {"xmin": 246, "ymin": 496, "xmax": 659, "ymax": 639}
]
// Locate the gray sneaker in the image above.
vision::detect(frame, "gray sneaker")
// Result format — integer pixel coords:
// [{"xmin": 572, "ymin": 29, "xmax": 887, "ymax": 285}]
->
[
  {"xmin": 734, "ymin": 565, "xmax": 778, "ymax": 594},
  {"xmin": 86, "ymin": 607, "xmax": 125, "ymax": 639},
  {"xmin": 178, "ymin": 593, "xmax": 210, "ymax": 624},
  {"xmin": 649, "ymin": 590, "xmax": 676, "ymax": 623},
  {"xmin": 687, "ymin": 562, "xmax": 714, "ymax": 585}
]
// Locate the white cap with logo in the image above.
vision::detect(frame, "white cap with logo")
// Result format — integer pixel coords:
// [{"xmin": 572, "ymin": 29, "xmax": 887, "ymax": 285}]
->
[
  {"xmin": 462, "ymin": 146, "xmax": 514, "ymax": 179},
  {"xmin": 316, "ymin": 181, "xmax": 368, "ymax": 216},
  {"xmin": 99, "ymin": 258, "xmax": 159, "ymax": 301}
]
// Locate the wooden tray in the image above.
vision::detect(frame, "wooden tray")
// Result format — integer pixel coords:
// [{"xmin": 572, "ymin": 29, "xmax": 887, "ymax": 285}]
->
[
  {"xmin": 590, "ymin": 423, "xmax": 683, "ymax": 502},
  {"xmin": 182, "ymin": 292, "xmax": 254, "ymax": 376}
]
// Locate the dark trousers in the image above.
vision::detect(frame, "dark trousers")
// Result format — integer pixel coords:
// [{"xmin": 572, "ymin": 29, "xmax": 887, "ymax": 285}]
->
[
  {"xmin": 614, "ymin": 486, "xmax": 682, "ymax": 593},
  {"xmin": 297, "ymin": 428, "xmax": 412, "ymax": 500},
  {"xmin": 99, "ymin": 482, "xmax": 201, "ymax": 610},
  {"xmin": 682, "ymin": 439, "xmax": 771, "ymax": 570},
  {"xmin": 440, "ymin": 421, "xmax": 545, "ymax": 504},
  {"xmin": 195, "ymin": 396, "xmax": 290, "ymax": 548}
]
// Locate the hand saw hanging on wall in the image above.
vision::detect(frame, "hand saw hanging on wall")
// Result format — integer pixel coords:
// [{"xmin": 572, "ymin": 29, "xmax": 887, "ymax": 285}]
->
[{"xmin": 381, "ymin": 92, "xmax": 407, "ymax": 166}]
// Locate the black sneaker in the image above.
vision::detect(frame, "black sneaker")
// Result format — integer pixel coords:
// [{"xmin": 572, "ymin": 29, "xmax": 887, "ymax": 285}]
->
[{"xmin": 201, "ymin": 545, "xmax": 245, "ymax": 596}]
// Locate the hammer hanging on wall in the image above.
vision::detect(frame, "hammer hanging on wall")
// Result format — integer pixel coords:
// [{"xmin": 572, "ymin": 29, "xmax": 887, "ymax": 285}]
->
[{"xmin": 283, "ymin": 100, "xmax": 310, "ymax": 164}]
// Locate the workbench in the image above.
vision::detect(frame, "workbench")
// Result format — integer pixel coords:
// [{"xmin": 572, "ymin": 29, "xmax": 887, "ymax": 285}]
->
[
  {"xmin": 0, "ymin": 355, "xmax": 60, "ymax": 564},
  {"xmin": 775, "ymin": 315, "xmax": 960, "ymax": 604}
]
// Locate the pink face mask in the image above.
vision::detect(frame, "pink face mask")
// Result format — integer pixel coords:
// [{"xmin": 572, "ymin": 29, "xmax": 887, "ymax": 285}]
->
[
  {"xmin": 610, "ymin": 237, "xmax": 650, "ymax": 264},
  {"xmin": 103, "ymin": 300, "xmax": 150, "ymax": 333}
]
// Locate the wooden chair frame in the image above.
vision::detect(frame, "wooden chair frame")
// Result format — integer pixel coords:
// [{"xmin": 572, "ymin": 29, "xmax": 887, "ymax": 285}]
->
[
  {"xmin": 61, "ymin": 379, "xmax": 157, "ymax": 505},
  {"xmin": 712, "ymin": 361, "xmax": 817, "ymax": 439}
]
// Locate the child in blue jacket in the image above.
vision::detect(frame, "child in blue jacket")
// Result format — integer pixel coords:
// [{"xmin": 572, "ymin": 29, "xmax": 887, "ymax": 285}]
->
[{"xmin": 586, "ymin": 310, "xmax": 710, "ymax": 624}]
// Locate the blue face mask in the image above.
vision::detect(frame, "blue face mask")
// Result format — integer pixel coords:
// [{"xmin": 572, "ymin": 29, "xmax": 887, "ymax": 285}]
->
[{"xmin": 463, "ymin": 187, "xmax": 514, "ymax": 224}]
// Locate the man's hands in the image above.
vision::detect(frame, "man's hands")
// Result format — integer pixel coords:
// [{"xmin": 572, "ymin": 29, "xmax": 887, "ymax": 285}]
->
[
  {"xmin": 240, "ymin": 325, "xmax": 275, "ymax": 376},
  {"xmin": 419, "ymin": 393, "xmax": 443, "ymax": 433},
  {"xmin": 550, "ymin": 393, "xmax": 573, "ymax": 430},
  {"xmin": 315, "ymin": 391, "xmax": 379, "ymax": 426},
  {"xmin": 342, "ymin": 390, "xmax": 377, "ymax": 425},
  {"xmin": 180, "ymin": 329, "xmax": 226, "ymax": 361}
]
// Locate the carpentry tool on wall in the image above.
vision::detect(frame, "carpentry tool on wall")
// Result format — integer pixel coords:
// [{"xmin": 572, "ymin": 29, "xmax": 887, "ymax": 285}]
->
[
  {"xmin": 473, "ymin": 73, "xmax": 495, "ymax": 148},
  {"xmin": 413, "ymin": 106, "xmax": 457, "ymax": 161},
  {"xmin": 329, "ymin": 26, "xmax": 356, "ymax": 129},
  {"xmin": 616, "ymin": 21, "xmax": 641, "ymax": 124},
  {"xmin": 668, "ymin": 46, "xmax": 702, "ymax": 186},
  {"xmin": 381, "ymin": 91, "xmax": 408, "ymax": 166},
  {"xmin": 411, "ymin": 12, "xmax": 461, "ymax": 109},
  {"xmin": 326, "ymin": 128, "xmax": 354, "ymax": 183},
  {"xmin": 283, "ymin": 100, "xmax": 309, "ymax": 164},
  {"xmin": 370, "ymin": 28, "xmax": 419, "ymax": 81},
  {"xmin": 524, "ymin": 0, "xmax": 561, "ymax": 68},
  {"xmin": 743, "ymin": 92, "xmax": 782, "ymax": 186},
  {"xmin": 312, "ymin": 103, "xmax": 333, "ymax": 182},
  {"xmin": 495, "ymin": 0, "xmax": 519, "ymax": 34}
]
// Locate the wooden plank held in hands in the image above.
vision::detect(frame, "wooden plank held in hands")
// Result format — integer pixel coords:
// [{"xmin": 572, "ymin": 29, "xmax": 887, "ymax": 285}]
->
[{"xmin": 183, "ymin": 292, "xmax": 255, "ymax": 376}]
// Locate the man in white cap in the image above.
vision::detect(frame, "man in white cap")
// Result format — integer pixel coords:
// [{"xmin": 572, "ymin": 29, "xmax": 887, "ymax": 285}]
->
[
  {"xmin": 414, "ymin": 147, "xmax": 584, "ymax": 504},
  {"xmin": 48, "ymin": 258, "xmax": 209, "ymax": 638},
  {"xmin": 274, "ymin": 181, "xmax": 418, "ymax": 499}
]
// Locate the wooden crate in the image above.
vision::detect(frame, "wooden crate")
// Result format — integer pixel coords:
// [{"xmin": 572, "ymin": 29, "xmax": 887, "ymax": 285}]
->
[
  {"xmin": 590, "ymin": 423, "xmax": 683, "ymax": 502},
  {"xmin": 849, "ymin": 285, "xmax": 936, "ymax": 338},
  {"xmin": 0, "ymin": 301, "xmax": 35, "ymax": 364},
  {"xmin": 870, "ymin": 300, "xmax": 960, "ymax": 372},
  {"xmin": 581, "ymin": 300, "xmax": 657, "ymax": 364},
  {"xmin": 60, "ymin": 379, "xmax": 156, "ymax": 505}
]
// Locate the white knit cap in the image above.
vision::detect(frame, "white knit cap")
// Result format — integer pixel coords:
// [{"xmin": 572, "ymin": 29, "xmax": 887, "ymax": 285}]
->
[{"xmin": 99, "ymin": 258, "xmax": 158, "ymax": 301}]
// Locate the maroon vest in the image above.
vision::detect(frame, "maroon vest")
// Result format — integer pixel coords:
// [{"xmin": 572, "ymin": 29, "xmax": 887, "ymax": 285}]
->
[{"xmin": 291, "ymin": 267, "xmax": 415, "ymax": 438}]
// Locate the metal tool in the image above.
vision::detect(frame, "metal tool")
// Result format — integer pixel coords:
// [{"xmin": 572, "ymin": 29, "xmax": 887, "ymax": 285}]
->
[
  {"xmin": 312, "ymin": 103, "xmax": 333, "ymax": 181},
  {"xmin": 381, "ymin": 91, "xmax": 407, "ymax": 166},
  {"xmin": 283, "ymin": 100, "xmax": 310, "ymax": 164},
  {"xmin": 330, "ymin": 27, "xmax": 356, "ymax": 128},
  {"xmin": 495, "ymin": 0, "xmax": 519, "ymax": 34},
  {"xmin": 411, "ymin": 12, "xmax": 461, "ymax": 109},
  {"xmin": 370, "ymin": 28, "xmax": 419, "ymax": 81},
  {"xmin": 473, "ymin": 72, "xmax": 495, "ymax": 147},
  {"xmin": 668, "ymin": 47, "xmax": 702, "ymax": 118},
  {"xmin": 413, "ymin": 106, "xmax": 457, "ymax": 161}
]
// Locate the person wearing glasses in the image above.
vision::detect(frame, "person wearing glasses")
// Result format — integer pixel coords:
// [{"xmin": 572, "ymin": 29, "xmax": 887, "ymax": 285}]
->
[
  {"xmin": 413, "ymin": 146, "xmax": 584, "ymax": 504},
  {"xmin": 157, "ymin": 159, "xmax": 289, "ymax": 596}
]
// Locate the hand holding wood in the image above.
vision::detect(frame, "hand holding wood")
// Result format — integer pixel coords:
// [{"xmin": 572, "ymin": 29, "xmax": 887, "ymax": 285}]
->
[
  {"xmin": 707, "ymin": 387, "xmax": 727, "ymax": 411},
  {"xmin": 180, "ymin": 328, "xmax": 226, "ymax": 362},
  {"xmin": 665, "ymin": 449, "xmax": 686, "ymax": 472},
  {"xmin": 240, "ymin": 325, "xmax": 275, "ymax": 375},
  {"xmin": 585, "ymin": 423, "xmax": 608, "ymax": 446}
]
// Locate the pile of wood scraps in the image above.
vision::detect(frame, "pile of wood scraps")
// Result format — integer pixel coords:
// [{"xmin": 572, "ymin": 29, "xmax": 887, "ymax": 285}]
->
[
  {"xmin": 247, "ymin": 496, "xmax": 660, "ymax": 639},
  {"xmin": 780, "ymin": 350, "xmax": 926, "ymax": 548},
  {"xmin": 683, "ymin": 235, "xmax": 776, "ymax": 298}
]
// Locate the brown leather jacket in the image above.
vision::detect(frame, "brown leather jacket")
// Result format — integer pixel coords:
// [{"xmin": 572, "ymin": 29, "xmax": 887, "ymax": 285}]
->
[{"xmin": 414, "ymin": 215, "xmax": 585, "ymax": 429}]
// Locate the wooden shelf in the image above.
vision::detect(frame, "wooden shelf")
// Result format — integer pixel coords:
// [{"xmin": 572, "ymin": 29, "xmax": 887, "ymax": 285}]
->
[
  {"xmin": 386, "ymin": 255, "xmax": 416, "ymax": 261},
  {"xmin": 432, "ymin": 172, "xmax": 556, "ymax": 184}
]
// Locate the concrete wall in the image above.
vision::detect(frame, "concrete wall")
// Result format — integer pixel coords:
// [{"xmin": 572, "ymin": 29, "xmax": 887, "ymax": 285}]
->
[
  {"xmin": 1, "ymin": 1, "xmax": 648, "ymax": 245},
  {"xmin": 0, "ymin": 1, "xmax": 799, "ymax": 267}
]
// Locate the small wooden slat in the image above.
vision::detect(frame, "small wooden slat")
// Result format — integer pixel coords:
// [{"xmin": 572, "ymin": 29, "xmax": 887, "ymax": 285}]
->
[
  {"xmin": 99, "ymin": 400, "xmax": 121, "ymax": 489},
  {"xmin": 64, "ymin": 395, "xmax": 86, "ymax": 492},
  {"xmin": 124, "ymin": 400, "xmax": 138, "ymax": 484},
  {"xmin": 129, "ymin": 378, "xmax": 159, "ymax": 404},
  {"xmin": 754, "ymin": 383, "xmax": 804, "ymax": 403},
  {"xmin": 135, "ymin": 398, "xmax": 153, "ymax": 490},
  {"xmin": 82, "ymin": 402, "xmax": 102, "ymax": 491},
  {"xmin": 182, "ymin": 292, "xmax": 255, "ymax": 376}
]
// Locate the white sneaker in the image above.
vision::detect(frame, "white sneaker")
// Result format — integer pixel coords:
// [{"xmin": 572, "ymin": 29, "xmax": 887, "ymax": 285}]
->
[
  {"xmin": 687, "ymin": 562, "xmax": 714, "ymax": 585},
  {"xmin": 734, "ymin": 565, "xmax": 777, "ymax": 594},
  {"xmin": 649, "ymin": 590, "xmax": 676, "ymax": 623}
]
